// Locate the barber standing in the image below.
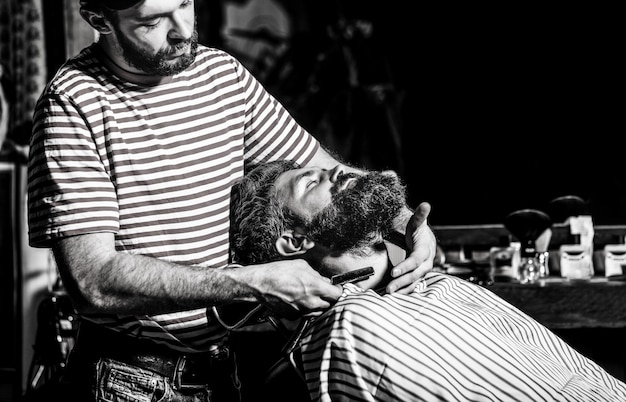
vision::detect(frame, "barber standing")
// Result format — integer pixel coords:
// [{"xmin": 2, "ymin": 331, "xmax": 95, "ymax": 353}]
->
[{"xmin": 26, "ymin": 1, "xmax": 436, "ymax": 401}]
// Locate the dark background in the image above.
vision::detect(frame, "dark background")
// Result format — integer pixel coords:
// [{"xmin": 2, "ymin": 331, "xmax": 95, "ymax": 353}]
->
[
  {"xmin": 39, "ymin": 1, "xmax": 624, "ymax": 226},
  {"xmin": 395, "ymin": 4, "xmax": 623, "ymax": 226},
  {"xmin": 222, "ymin": 1, "xmax": 624, "ymax": 226}
]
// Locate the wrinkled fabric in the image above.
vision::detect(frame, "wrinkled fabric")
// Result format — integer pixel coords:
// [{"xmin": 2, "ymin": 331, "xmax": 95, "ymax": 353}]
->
[{"xmin": 300, "ymin": 272, "xmax": 626, "ymax": 401}]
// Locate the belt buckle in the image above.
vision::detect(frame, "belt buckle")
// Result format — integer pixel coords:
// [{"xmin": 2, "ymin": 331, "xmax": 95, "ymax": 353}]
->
[{"xmin": 173, "ymin": 356, "xmax": 205, "ymax": 391}]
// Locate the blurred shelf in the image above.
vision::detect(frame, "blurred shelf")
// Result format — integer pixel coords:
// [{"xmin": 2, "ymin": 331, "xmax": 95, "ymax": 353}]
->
[{"xmin": 433, "ymin": 224, "xmax": 626, "ymax": 248}]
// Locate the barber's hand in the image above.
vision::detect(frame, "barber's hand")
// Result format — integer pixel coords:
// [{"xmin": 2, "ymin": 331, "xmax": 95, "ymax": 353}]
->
[
  {"xmin": 252, "ymin": 260, "xmax": 342, "ymax": 320},
  {"xmin": 386, "ymin": 202, "xmax": 436, "ymax": 294}
]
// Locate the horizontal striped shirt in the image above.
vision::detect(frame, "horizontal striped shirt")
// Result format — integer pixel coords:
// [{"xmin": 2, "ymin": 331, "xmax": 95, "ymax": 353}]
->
[
  {"xmin": 300, "ymin": 272, "xmax": 626, "ymax": 401},
  {"xmin": 27, "ymin": 43, "xmax": 319, "ymax": 352}
]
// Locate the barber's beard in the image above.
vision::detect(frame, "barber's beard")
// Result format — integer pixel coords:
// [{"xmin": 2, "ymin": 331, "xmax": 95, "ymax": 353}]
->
[
  {"xmin": 306, "ymin": 172, "xmax": 406, "ymax": 254},
  {"xmin": 114, "ymin": 23, "xmax": 199, "ymax": 76}
]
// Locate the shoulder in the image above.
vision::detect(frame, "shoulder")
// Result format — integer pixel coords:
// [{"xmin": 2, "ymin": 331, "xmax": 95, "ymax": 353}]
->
[
  {"xmin": 178, "ymin": 45, "xmax": 254, "ymax": 90},
  {"xmin": 332, "ymin": 285, "xmax": 406, "ymax": 320},
  {"xmin": 420, "ymin": 271, "xmax": 484, "ymax": 293},
  {"xmin": 39, "ymin": 45, "xmax": 111, "ymax": 106},
  {"xmin": 332, "ymin": 273, "xmax": 485, "ymax": 316},
  {"xmin": 193, "ymin": 45, "xmax": 247, "ymax": 73}
]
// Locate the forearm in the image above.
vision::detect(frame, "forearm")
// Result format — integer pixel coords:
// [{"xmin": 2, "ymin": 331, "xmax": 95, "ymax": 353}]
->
[
  {"xmin": 91, "ymin": 254, "xmax": 243, "ymax": 314},
  {"xmin": 53, "ymin": 234, "xmax": 258, "ymax": 316},
  {"xmin": 53, "ymin": 232, "xmax": 339, "ymax": 318}
]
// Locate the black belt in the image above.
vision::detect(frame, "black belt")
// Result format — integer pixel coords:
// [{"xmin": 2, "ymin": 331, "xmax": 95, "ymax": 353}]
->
[{"xmin": 75, "ymin": 320, "xmax": 231, "ymax": 390}]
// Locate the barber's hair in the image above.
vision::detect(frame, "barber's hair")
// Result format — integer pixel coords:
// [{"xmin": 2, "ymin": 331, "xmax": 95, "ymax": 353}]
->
[{"xmin": 230, "ymin": 160, "xmax": 302, "ymax": 265}]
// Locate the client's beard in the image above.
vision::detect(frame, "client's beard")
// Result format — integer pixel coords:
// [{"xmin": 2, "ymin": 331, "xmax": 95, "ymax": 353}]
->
[{"xmin": 306, "ymin": 171, "xmax": 406, "ymax": 254}]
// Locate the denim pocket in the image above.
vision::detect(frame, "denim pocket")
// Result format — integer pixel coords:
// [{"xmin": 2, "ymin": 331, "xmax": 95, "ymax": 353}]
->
[{"xmin": 95, "ymin": 358, "xmax": 171, "ymax": 402}]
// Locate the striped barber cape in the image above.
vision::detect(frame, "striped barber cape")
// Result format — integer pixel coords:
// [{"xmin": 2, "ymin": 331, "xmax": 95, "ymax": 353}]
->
[{"xmin": 300, "ymin": 272, "xmax": 626, "ymax": 401}]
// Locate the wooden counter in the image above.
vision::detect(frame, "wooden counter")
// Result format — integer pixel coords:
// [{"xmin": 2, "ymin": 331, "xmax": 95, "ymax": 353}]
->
[
  {"xmin": 433, "ymin": 223, "xmax": 626, "ymax": 328},
  {"xmin": 486, "ymin": 277, "xmax": 626, "ymax": 329}
]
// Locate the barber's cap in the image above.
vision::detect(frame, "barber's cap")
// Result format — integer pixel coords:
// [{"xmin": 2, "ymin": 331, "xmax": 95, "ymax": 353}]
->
[{"xmin": 80, "ymin": 0, "xmax": 143, "ymax": 10}]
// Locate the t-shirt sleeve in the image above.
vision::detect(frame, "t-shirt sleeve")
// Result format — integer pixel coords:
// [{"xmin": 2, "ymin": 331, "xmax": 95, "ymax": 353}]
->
[
  {"xmin": 28, "ymin": 93, "xmax": 119, "ymax": 248},
  {"xmin": 231, "ymin": 56, "xmax": 320, "ymax": 168}
]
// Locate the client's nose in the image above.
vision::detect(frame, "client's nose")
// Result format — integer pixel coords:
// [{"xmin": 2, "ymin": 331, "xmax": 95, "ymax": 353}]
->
[{"xmin": 328, "ymin": 165, "xmax": 344, "ymax": 183}]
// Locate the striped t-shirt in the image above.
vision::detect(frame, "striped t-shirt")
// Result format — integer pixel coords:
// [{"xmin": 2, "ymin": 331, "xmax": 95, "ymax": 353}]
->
[
  {"xmin": 300, "ymin": 272, "xmax": 626, "ymax": 401},
  {"xmin": 27, "ymin": 43, "xmax": 319, "ymax": 352}
]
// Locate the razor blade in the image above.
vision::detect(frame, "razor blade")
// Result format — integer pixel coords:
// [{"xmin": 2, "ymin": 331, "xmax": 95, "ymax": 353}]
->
[{"xmin": 331, "ymin": 267, "xmax": 375, "ymax": 285}]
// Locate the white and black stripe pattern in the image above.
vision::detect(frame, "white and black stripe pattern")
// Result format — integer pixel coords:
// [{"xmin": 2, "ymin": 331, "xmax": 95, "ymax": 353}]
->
[
  {"xmin": 300, "ymin": 273, "xmax": 626, "ymax": 401},
  {"xmin": 27, "ymin": 44, "xmax": 319, "ymax": 352}
]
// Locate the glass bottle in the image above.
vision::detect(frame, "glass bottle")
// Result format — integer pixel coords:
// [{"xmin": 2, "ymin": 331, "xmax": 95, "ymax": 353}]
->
[
  {"xmin": 537, "ymin": 251, "xmax": 549, "ymax": 278},
  {"xmin": 518, "ymin": 242, "xmax": 540, "ymax": 284}
]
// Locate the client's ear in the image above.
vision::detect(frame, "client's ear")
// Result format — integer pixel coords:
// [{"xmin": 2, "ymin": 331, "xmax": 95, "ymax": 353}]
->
[{"xmin": 275, "ymin": 229, "xmax": 315, "ymax": 257}]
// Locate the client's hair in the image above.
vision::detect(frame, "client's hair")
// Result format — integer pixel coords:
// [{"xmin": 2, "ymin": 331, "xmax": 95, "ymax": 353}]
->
[{"xmin": 230, "ymin": 160, "xmax": 303, "ymax": 265}]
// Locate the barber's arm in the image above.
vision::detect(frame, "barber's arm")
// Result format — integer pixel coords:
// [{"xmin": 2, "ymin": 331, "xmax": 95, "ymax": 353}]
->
[
  {"xmin": 307, "ymin": 146, "xmax": 437, "ymax": 294},
  {"xmin": 53, "ymin": 232, "xmax": 342, "ymax": 318}
]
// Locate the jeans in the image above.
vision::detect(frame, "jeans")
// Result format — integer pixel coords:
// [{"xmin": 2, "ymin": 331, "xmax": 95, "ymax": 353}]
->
[
  {"xmin": 54, "ymin": 322, "xmax": 242, "ymax": 402},
  {"xmin": 95, "ymin": 358, "xmax": 212, "ymax": 402}
]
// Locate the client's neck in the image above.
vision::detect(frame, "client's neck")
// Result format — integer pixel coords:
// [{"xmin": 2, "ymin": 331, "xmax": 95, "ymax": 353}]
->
[{"xmin": 316, "ymin": 242, "xmax": 392, "ymax": 290}]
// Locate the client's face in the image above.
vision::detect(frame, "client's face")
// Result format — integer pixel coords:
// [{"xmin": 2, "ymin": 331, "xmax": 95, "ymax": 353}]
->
[{"xmin": 275, "ymin": 165, "xmax": 406, "ymax": 253}]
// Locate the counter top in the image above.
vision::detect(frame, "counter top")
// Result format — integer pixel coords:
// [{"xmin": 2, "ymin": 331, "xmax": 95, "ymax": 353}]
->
[{"xmin": 486, "ymin": 277, "xmax": 626, "ymax": 329}]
